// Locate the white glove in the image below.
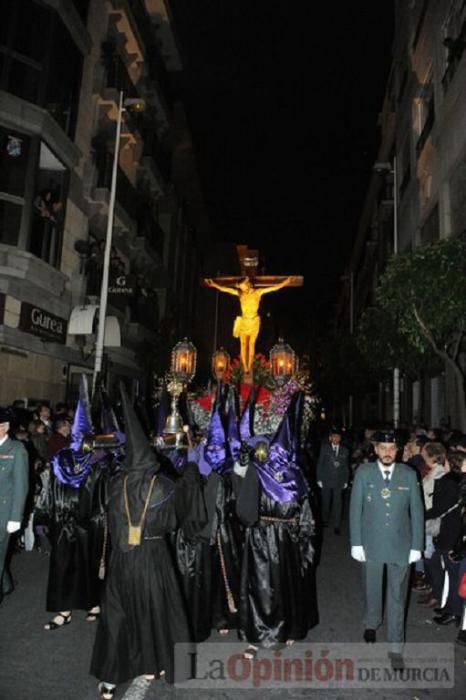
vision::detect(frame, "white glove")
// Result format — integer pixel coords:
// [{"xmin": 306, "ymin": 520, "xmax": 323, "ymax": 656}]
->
[
  {"xmin": 351, "ymin": 545, "xmax": 366, "ymax": 562},
  {"xmin": 408, "ymin": 549, "xmax": 422, "ymax": 564},
  {"xmin": 233, "ymin": 462, "xmax": 248, "ymax": 478},
  {"xmin": 343, "ymin": 483, "xmax": 348, "ymax": 489},
  {"xmin": 6, "ymin": 521, "xmax": 21, "ymax": 534},
  {"xmin": 317, "ymin": 481, "xmax": 323, "ymax": 488}
]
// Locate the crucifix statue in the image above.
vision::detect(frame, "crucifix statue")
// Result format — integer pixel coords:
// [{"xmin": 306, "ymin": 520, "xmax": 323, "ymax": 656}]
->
[{"xmin": 203, "ymin": 246, "xmax": 303, "ymax": 374}]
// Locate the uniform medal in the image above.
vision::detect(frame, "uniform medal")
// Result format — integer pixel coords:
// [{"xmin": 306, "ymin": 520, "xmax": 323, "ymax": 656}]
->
[{"xmin": 381, "ymin": 487, "xmax": 391, "ymax": 499}]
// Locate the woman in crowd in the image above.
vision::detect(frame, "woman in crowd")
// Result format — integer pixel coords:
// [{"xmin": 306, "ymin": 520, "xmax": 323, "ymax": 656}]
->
[{"xmin": 424, "ymin": 449, "xmax": 464, "ymax": 625}]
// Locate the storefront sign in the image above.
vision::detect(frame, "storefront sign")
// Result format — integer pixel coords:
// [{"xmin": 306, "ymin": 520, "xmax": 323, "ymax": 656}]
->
[
  {"xmin": 108, "ymin": 274, "xmax": 135, "ymax": 298},
  {"xmin": 19, "ymin": 302, "xmax": 67, "ymax": 343}
]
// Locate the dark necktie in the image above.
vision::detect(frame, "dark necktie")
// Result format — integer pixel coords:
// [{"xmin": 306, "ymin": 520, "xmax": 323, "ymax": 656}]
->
[{"xmin": 384, "ymin": 469, "xmax": 391, "ymax": 486}]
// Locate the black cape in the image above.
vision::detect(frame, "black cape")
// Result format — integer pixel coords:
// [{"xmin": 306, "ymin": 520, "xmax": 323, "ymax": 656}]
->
[
  {"xmin": 90, "ymin": 463, "xmax": 206, "ymax": 685},
  {"xmin": 237, "ymin": 465, "xmax": 319, "ymax": 646},
  {"xmin": 46, "ymin": 463, "xmax": 108, "ymax": 612}
]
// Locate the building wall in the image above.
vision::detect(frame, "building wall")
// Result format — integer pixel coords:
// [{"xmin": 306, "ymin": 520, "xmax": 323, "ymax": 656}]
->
[
  {"xmin": 338, "ymin": 0, "xmax": 466, "ymax": 428},
  {"xmin": 0, "ymin": 0, "xmax": 210, "ymax": 405}
]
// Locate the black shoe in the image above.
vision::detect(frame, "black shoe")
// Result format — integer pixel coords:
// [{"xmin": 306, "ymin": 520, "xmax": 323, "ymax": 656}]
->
[
  {"xmin": 334, "ymin": 528, "xmax": 341, "ymax": 535},
  {"xmin": 44, "ymin": 612, "xmax": 72, "ymax": 630},
  {"xmin": 98, "ymin": 682, "xmax": 115, "ymax": 699},
  {"xmin": 432, "ymin": 613, "xmax": 458, "ymax": 626},
  {"xmin": 456, "ymin": 631, "xmax": 466, "ymax": 646},
  {"xmin": 363, "ymin": 629, "xmax": 376, "ymax": 643},
  {"xmin": 433, "ymin": 606, "xmax": 446, "ymax": 615},
  {"xmin": 388, "ymin": 652, "xmax": 405, "ymax": 672}
]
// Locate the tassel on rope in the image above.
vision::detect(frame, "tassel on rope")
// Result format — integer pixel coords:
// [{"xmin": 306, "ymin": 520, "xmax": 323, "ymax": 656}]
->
[{"xmin": 216, "ymin": 531, "xmax": 237, "ymax": 614}]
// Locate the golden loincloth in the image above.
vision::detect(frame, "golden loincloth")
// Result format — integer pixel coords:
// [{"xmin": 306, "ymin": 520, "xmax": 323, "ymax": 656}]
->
[{"xmin": 233, "ymin": 314, "xmax": 260, "ymax": 338}]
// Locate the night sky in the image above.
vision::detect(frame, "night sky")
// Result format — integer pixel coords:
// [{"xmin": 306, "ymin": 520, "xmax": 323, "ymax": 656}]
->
[{"xmin": 170, "ymin": 1, "xmax": 394, "ymax": 353}]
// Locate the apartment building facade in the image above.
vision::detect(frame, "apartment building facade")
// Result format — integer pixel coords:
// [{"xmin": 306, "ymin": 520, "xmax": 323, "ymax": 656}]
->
[
  {"xmin": 337, "ymin": 0, "xmax": 466, "ymax": 428},
  {"xmin": 0, "ymin": 0, "xmax": 209, "ymax": 405}
]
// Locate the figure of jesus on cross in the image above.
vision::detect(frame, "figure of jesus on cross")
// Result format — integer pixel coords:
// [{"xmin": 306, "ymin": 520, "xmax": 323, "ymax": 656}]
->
[{"xmin": 203, "ymin": 246, "xmax": 303, "ymax": 374}]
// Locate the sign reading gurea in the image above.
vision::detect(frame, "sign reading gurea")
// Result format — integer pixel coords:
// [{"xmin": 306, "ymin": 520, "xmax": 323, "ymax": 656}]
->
[{"xmin": 19, "ymin": 302, "xmax": 67, "ymax": 344}]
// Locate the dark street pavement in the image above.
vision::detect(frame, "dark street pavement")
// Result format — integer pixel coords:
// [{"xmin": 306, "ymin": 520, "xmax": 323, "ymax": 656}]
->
[{"xmin": 1, "ymin": 518, "xmax": 465, "ymax": 700}]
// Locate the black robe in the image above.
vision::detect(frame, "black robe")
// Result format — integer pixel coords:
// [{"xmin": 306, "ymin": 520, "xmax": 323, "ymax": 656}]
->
[
  {"xmin": 90, "ymin": 463, "xmax": 206, "ymax": 685},
  {"xmin": 237, "ymin": 465, "xmax": 319, "ymax": 646},
  {"xmin": 210, "ymin": 470, "xmax": 245, "ymax": 631},
  {"xmin": 46, "ymin": 464, "xmax": 108, "ymax": 612},
  {"xmin": 170, "ymin": 467, "xmax": 245, "ymax": 640},
  {"xmin": 160, "ymin": 451, "xmax": 214, "ymax": 643}
]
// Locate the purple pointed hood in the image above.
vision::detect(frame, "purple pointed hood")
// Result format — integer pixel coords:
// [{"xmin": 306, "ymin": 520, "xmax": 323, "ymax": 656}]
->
[
  {"xmin": 52, "ymin": 375, "xmax": 96, "ymax": 487},
  {"xmin": 253, "ymin": 391, "xmax": 307, "ymax": 503},
  {"xmin": 100, "ymin": 384, "xmax": 119, "ymax": 432},
  {"xmin": 239, "ymin": 386, "xmax": 256, "ymax": 441},
  {"xmin": 70, "ymin": 375, "xmax": 92, "ymax": 451},
  {"xmin": 203, "ymin": 386, "xmax": 227, "ymax": 472},
  {"xmin": 226, "ymin": 397, "xmax": 241, "ymax": 462}
]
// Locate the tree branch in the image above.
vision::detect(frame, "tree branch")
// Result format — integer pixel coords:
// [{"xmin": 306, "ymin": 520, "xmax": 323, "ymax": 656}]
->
[
  {"xmin": 412, "ymin": 305, "xmax": 447, "ymax": 361},
  {"xmin": 413, "ymin": 305, "xmax": 465, "ymax": 381}
]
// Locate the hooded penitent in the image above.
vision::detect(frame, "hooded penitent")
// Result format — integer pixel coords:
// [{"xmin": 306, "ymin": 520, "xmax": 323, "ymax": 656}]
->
[
  {"xmin": 253, "ymin": 391, "xmax": 307, "ymax": 503},
  {"xmin": 198, "ymin": 385, "xmax": 227, "ymax": 475},
  {"xmin": 239, "ymin": 386, "xmax": 256, "ymax": 442},
  {"xmin": 116, "ymin": 384, "xmax": 175, "ymax": 550},
  {"xmin": 154, "ymin": 387, "xmax": 171, "ymax": 437},
  {"xmin": 99, "ymin": 384, "xmax": 124, "ymax": 437},
  {"xmin": 52, "ymin": 375, "xmax": 96, "ymax": 487},
  {"xmin": 226, "ymin": 395, "xmax": 241, "ymax": 463}
]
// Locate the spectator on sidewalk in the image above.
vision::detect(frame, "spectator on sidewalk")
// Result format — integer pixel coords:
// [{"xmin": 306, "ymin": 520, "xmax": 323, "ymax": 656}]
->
[
  {"xmin": 317, "ymin": 427, "xmax": 350, "ymax": 534},
  {"xmin": 414, "ymin": 442, "xmax": 446, "ymax": 596},
  {"xmin": 30, "ymin": 420, "xmax": 48, "ymax": 464},
  {"xmin": 47, "ymin": 419, "xmax": 71, "ymax": 461},
  {"xmin": 37, "ymin": 404, "xmax": 53, "ymax": 435},
  {"xmin": 423, "ymin": 449, "xmax": 464, "ymax": 625}
]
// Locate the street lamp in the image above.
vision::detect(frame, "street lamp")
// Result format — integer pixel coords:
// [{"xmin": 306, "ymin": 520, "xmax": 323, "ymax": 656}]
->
[
  {"xmin": 374, "ymin": 156, "xmax": 399, "ymax": 427},
  {"xmin": 92, "ymin": 92, "xmax": 145, "ymax": 395}
]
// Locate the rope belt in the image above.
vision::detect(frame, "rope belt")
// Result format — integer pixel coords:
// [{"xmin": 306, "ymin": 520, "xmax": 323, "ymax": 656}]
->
[
  {"xmin": 260, "ymin": 516, "xmax": 299, "ymax": 525},
  {"xmin": 98, "ymin": 511, "xmax": 108, "ymax": 581},
  {"xmin": 216, "ymin": 531, "xmax": 237, "ymax": 614}
]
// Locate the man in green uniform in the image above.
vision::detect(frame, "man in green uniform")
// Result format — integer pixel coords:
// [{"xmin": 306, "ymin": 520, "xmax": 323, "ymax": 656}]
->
[
  {"xmin": 350, "ymin": 430, "xmax": 424, "ymax": 660},
  {"xmin": 0, "ymin": 408, "xmax": 29, "ymax": 604}
]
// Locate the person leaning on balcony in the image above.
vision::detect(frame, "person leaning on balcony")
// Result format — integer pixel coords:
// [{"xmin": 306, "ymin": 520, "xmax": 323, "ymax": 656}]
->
[{"xmin": 0, "ymin": 408, "xmax": 29, "ymax": 605}]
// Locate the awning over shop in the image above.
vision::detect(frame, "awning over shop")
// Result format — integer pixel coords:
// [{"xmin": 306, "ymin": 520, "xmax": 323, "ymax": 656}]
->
[{"xmin": 69, "ymin": 305, "xmax": 121, "ymax": 347}]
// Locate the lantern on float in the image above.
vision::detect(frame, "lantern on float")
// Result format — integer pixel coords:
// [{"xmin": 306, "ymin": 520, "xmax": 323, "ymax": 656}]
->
[
  {"xmin": 269, "ymin": 338, "xmax": 296, "ymax": 384},
  {"xmin": 211, "ymin": 347, "xmax": 230, "ymax": 381},
  {"xmin": 171, "ymin": 338, "xmax": 197, "ymax": 383},
  {"xmin": 164, "ymin": 339, "xmax": 197, "ymax": 445}
]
